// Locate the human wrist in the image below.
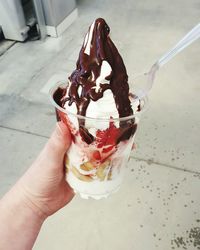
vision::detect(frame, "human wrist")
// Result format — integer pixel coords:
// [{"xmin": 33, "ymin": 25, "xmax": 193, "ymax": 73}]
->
[
  {"xmin": 0, "ymin": 184, "xmax": 46, "ymax": 250},
  {"xmin": 0, "ymin": 183, "xmax": 47, "ymax": 224},
  {"xmin": 16, "ymin": 181, "xmax": 48, "ymax": 221}
]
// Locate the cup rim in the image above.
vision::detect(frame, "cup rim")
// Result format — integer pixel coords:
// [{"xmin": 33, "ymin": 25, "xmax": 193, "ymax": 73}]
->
[{"xmin": 49, "ymin": 81, "xmax": 148, "ymax": 122}]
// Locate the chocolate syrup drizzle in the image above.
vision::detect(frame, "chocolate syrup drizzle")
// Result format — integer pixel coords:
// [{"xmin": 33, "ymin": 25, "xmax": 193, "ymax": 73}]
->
[{"xmin": 54, "ymin": 18, "xmax": 137, "ymax": 144}]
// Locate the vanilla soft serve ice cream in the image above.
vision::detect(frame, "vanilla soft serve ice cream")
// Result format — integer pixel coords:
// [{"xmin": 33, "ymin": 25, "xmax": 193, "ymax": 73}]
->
[{"xmin": 52, "ymin": 18, "xmax": 143, "ymax": 199}]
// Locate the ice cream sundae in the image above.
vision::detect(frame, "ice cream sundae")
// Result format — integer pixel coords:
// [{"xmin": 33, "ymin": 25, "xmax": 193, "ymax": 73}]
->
[{"xmin": 51, "ymin": 18, "xmax": 145, "ymax": 199}]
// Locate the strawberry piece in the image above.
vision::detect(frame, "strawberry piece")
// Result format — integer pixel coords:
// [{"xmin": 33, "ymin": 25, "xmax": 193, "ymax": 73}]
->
[
  {"xmin": 96, "ymin": 121, "xmax": 120, "ymax": 149},
  {"xmin": 92, "ymin": 150, "xmax": 101, "ymax": 161},
  {"xmin": 102, "ymin": 145, "xmax": 114, "ymax": 153},
  {"xmin": 96, "ymin": 130, "xmax": 107, "ymax": 148}
]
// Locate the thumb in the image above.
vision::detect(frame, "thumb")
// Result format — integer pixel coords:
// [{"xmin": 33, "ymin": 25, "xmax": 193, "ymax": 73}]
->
[{"xmin": 44, "ymin": 122, "xmax": 71, "ymax": 162}]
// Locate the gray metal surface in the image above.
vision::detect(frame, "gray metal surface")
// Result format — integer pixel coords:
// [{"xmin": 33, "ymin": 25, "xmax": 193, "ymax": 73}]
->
[
  {"xmin": 0, "ymin": 0, "xmax": 28, "ymax": 41},
  {"xmin": 33, "ymin": 0, "xmax": 47, "ymax": 40},
  {"xmin": 42, "ymin": 0, "xmax": 76, "ymax": 26}
]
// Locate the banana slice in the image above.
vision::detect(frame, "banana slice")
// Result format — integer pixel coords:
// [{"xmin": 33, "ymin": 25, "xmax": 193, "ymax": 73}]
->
[
  {"xmin": 96, "ymin": 160, "xmax": 110, "ymax": 181},
  {"xmin": 71, "ymin": 166, "xmax": 93, "ymax": 182},
  {"xmin": 80, "ymin": 161, "xmax": 95, "ymax": 171}
]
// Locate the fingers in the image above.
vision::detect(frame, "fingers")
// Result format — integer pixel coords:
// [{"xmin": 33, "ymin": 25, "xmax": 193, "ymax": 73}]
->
[
  {"xmin": 43, "ymin": 122, "xmax": 72, "ymax": 162},
  {"xmin": 63, "ymin": 182, "xmax": 75, "ymax": 205}
]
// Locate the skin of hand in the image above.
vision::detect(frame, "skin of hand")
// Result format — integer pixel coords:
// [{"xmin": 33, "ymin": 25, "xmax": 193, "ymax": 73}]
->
[
  {"xmin": 0, "ymin": 121, "xmax": 135, "ymax": 250},
  {"xmin": 0, "ymin": 122, "xmax": 74, "ymax": 250},
  {"xmin": 15, "ymin": 121, "xmax": 75, "ymax": 219}
]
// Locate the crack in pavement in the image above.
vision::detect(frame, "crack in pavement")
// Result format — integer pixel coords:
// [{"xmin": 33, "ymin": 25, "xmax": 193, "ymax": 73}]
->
[
  {"xmin": 0, "ymin": 125, "xmax": 49, "ymax": 139},
  {"xmin": 131, "ymin": 156, "xmax": 200, "ymax": 175},
  {"xmin": 1, "ymin": 124, "xmax": 199, "ymax": 175}
]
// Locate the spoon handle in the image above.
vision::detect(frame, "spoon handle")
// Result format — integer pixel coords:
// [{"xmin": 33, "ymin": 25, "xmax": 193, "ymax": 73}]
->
[{"xmin": 157, "ymin": 23, "xmax": 200, "ymax": 67}]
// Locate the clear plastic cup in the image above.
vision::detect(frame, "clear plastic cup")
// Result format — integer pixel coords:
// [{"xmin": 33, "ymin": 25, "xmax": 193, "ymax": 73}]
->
[{"xmin": 50, "ymin": 82, "xmax": 148, "ymax": 199}]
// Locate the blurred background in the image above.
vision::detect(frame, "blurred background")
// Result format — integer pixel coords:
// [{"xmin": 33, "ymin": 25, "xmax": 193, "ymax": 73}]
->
[{"xmin": 0, "ymin": 0, "xmax": 200, "ymax": 249}]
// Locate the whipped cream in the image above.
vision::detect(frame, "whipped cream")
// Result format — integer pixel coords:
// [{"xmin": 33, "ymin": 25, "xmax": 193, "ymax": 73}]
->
[{"xmin": 64, "ymin": 79, "xmax": 118, "ymax": 130}]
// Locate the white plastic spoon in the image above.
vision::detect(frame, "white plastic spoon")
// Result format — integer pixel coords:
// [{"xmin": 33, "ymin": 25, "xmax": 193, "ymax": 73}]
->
[{"xmin": 133, "ymin": 23, "xmax": 200, "ymax": 99}]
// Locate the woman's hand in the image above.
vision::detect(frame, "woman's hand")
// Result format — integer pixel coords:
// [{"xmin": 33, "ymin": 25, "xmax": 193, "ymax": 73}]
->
[{"xmin": 16, "ymin": 122, "xmax": 75, "ymax": 218}]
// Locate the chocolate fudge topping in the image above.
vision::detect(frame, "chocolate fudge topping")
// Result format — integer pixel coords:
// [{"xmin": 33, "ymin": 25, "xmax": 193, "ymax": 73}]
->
[{"xmin": 53, "ymin": 18, "xmax": 137, "ymax": 144}]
